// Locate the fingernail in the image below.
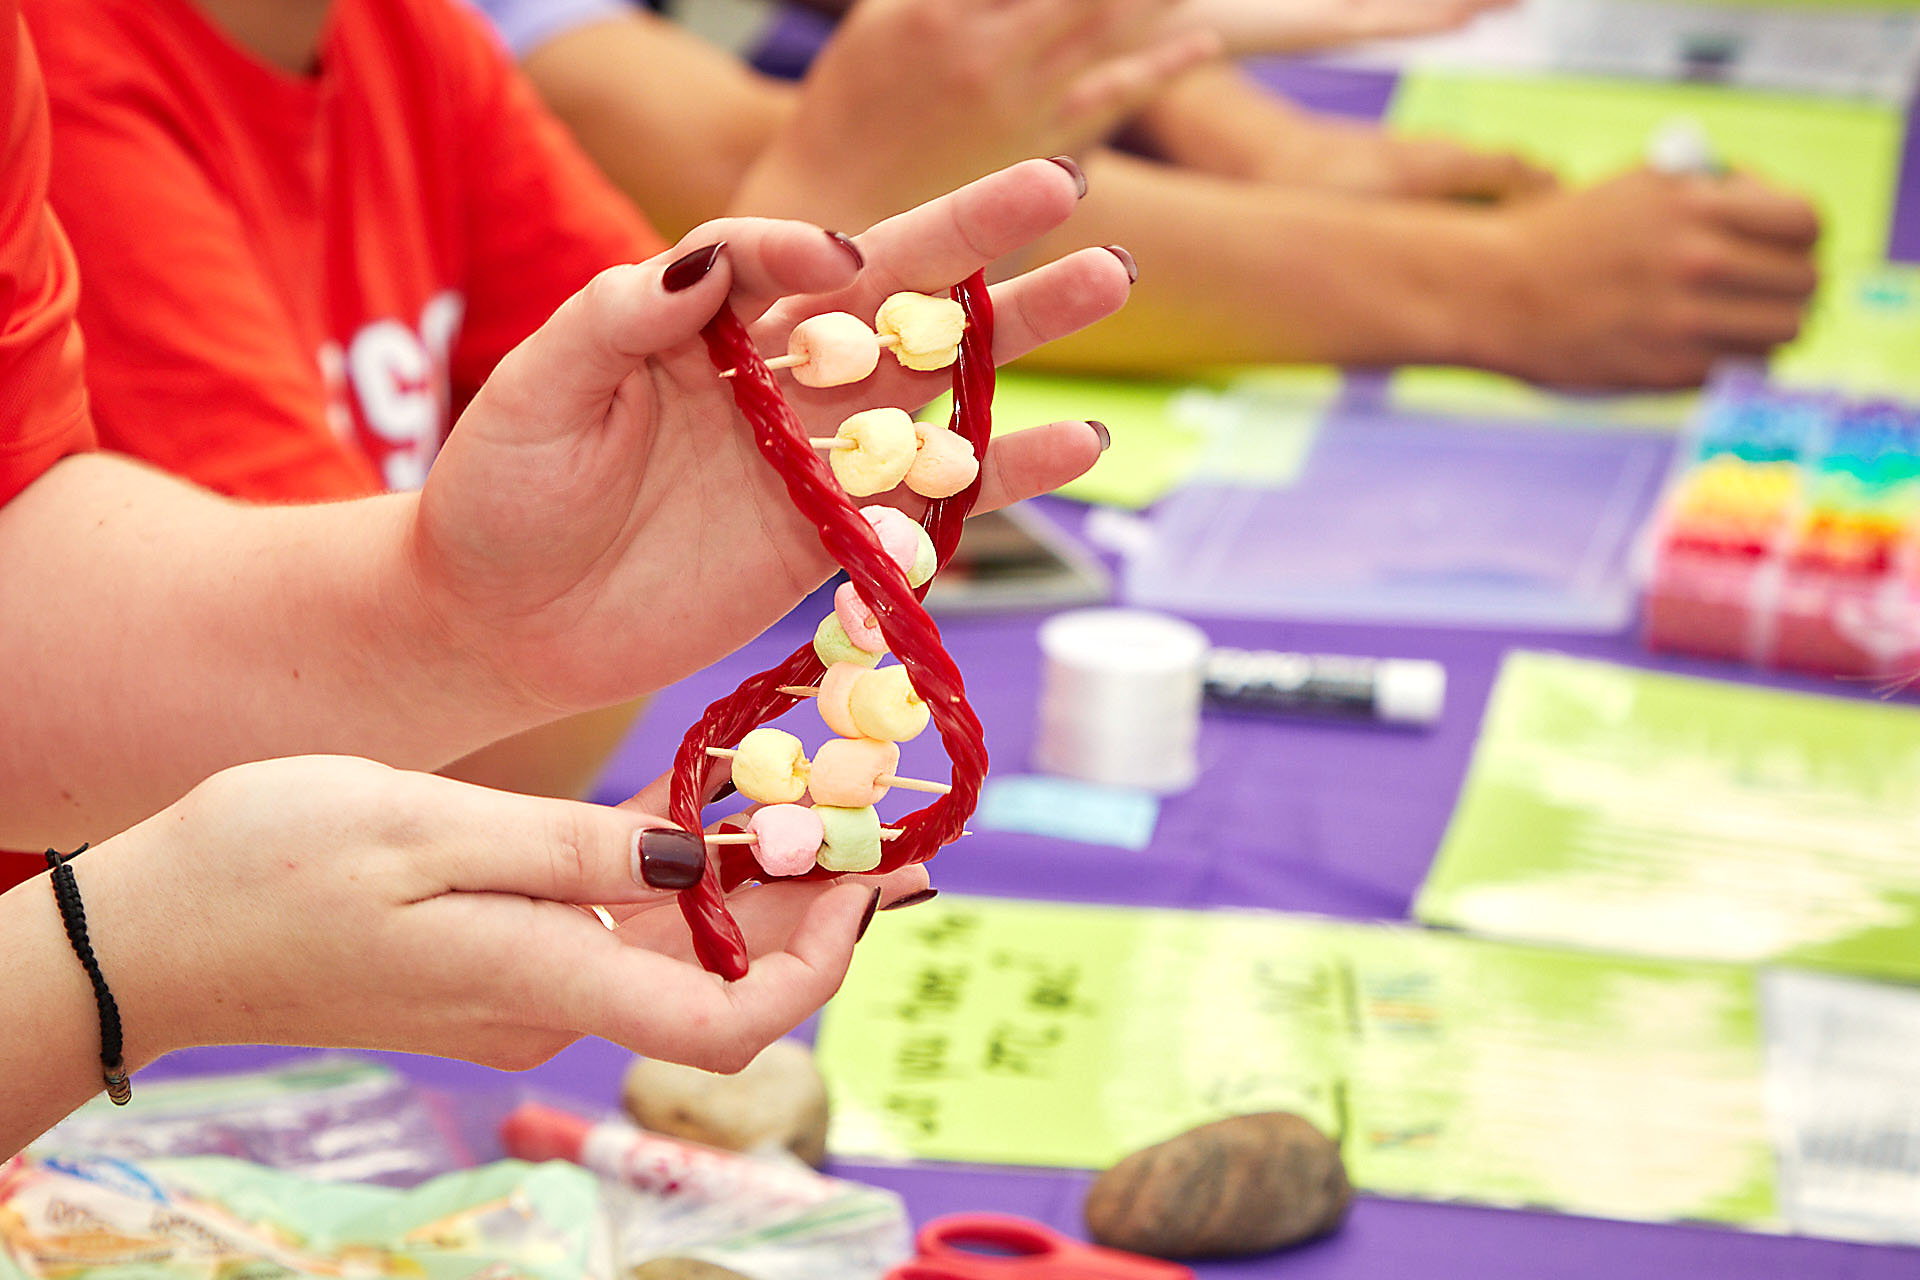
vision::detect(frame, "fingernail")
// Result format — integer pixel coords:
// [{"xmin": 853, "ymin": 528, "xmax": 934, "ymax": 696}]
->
[
  {"xmin": 1105, "ymin": 244, "xmax": 1137, "ymax": 283},
  {"xmin": 855, "ymin": 887, "xmax": 883, "ymax": 941},
  {"xmin": 1088, "ymin": 420, "xmax": 1111, "ymax": 453},
  {"xmin": 825, "ymin": 230, "xmax": 864, "ymax": 270},
  {"xmin": 705, "ymin": 780, "xmax": 737, "ymax": 805},
  {"xmin": 881, "ymin": 887, "xmax": 939, "ymax": 911},
  {"xmin": 633, "ymin": 828, "xmax": 706, "ymax": 889},
  {"xmin": 662, "ymin": 242, "xmax": 725, "ymax": 292},
  {"xmin": 1048, "ymin": 155, "xmax": 1088, "ymax": 198}
]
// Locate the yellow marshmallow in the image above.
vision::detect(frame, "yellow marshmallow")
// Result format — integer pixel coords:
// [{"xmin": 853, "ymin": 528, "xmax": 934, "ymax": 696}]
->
[
  {"xmin": 730, "ymin": 727, "xmax": 810, "ymax": 805},
  {"xmin": 875, "ymin": 292, "xmax": 966, "ymax": 372},
  {"xmin": 830, "ymin": 407, "xmax": 917, "ymax": 497},
  {"xmin": 850, "ymin": 664, "xmax": 930, "ymax": 742}
]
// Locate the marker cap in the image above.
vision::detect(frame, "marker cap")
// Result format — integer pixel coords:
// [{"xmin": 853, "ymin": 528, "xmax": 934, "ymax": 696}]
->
[{"xmin": 1376, "ymin": 659, "xmax": 1447, "ymax": 726}]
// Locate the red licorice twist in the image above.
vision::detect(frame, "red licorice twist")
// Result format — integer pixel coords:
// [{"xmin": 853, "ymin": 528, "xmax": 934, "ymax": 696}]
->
[{"xmin": 671, "ymin": 274, "xmax": 997, "ymax": 979}]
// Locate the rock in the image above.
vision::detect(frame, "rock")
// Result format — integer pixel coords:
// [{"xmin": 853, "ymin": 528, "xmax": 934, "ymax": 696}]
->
[
  {"xmin": 629, "ymin": 1260, "xmax": 751, "ymax": 1280},
  {"xmin": 621, "ymin": 1038, "xmax": 830, "ymax": 1168},
  {"xmin": 1083, "ymin": 1112, "xmax": 1351, "ymax": 1259}
]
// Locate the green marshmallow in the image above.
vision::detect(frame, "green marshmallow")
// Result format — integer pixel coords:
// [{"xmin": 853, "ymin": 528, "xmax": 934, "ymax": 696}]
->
[
  {"xmin": 906, "ymin": 524, "xmax": 938, "ymax": 588},
  {"xmin": 814, "ymin": 612, "xmax": 884, "ymax": 669},
  {"xmin": 816, "ymin": 804, "xmax": 883, "ymax": 872}
]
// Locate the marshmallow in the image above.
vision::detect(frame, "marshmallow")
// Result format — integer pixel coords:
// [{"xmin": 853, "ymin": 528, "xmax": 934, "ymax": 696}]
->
[
  {"xmin": 817, "ymin": 662, "xmax": 868, "ymax": 739},
  {"xmin": 833, "ymin": 582, "xmax": 887, "ymax": 653},
  {"xmin": 747, "ymin": 804, "xmax": 825, "ymax": 878},
  {"xmin": 875, "ymin": 292, "xmax": 966, "ymax": 372},
  {"xmin": 862, "ymin": 506, "xmax": 938, "ymax": 588},
  {"xmin": 787, "ymin": 312, "xmax": 881, "ymax": 388},
  {"xmin": 816, "ymin": 804, "xmax": 884, "ymax": 873},
  {"xmin": 808, "ymin": 737, "xmax": 901, "ymax": 807},
  {"xmin": 814, "ymin": 612, "xmax": 883, "ymax": 669},
  {"xmin": 830, "ymin": 408, "xmax": 918, "ymax": 496},
  {"xmin": 730, "ymin": 727, "xmax": 810, "ymax": 804},
  {"xmin": 850, "ymin": 664, "xmax": 930, "ymax": 742},
  {"xmin": 905, "ymin": 421, "xmax": 980, "ymax": 499}
]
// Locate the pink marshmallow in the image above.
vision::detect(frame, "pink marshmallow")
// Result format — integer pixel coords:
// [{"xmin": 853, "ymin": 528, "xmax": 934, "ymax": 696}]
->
[
  {"xmin": 905, "ymin": 422, "xmax": 980, "ymax": 499},
  {"xmin": 808, "ymin": 737, "xmax": 901, "ymax": 807},
  {"xmin": 862, "ymin": 506, "xmax": 923, "ymax": 578},
  {"xmin": 746, "ymin": 804, "xmax": 825, "ymax": 878},
  {"xmin": 833, "ymin": 582, "xmax": 886, "ymax": 653},
  {"xmin": 817, "ymin": 662, "xmax": 867, "ymax": 738},
  {"xmin": 788, "ymin": 312, "xmax": 881, "ymax": 388}
]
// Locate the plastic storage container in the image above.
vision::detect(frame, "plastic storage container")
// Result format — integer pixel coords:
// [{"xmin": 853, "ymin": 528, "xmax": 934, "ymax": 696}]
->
[{"xmin": 1643, "ymin": 376, "xmax": 1920, "ymax": 679}]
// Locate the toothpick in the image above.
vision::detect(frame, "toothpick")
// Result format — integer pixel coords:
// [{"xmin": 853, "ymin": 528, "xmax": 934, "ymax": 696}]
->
[
  {"xmin": 706, "ymin": 828, "xmax": 904, "ymax": 845},
  {"xmin": 704, "ymin": 745, "xmax": 950, "ymax": 795}
]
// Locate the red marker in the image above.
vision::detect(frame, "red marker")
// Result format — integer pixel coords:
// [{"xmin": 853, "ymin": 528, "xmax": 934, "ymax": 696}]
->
[{"xmin": 501, "ymin": 1103, "xmax": 835, "ymax": 1211}]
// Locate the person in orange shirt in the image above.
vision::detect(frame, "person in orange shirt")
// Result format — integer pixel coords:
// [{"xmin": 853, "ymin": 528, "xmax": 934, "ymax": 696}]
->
[
  {"xmin": 0, "ymin": 0, "xmax": 1131, "ymax": 1145},
  {"xmin": 19, "ymin": 0, "xmax": 684, "ymax": 803}
]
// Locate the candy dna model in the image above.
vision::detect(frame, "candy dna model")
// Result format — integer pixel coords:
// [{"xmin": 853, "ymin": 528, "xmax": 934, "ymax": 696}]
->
[{"xmin": 670, "ymin": 278, "xmax": 994, "ymax": 978}]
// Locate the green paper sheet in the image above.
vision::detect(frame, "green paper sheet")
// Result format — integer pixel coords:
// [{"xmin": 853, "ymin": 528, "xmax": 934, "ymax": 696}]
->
[
  {"xmin": 926, "ymin": 367, "xmax": 1337, "ymax": 509},
  {"xmin": 1387, "ymin": 71, "xmax": 1909, "ymax": 411},
  {"xmin": 1416, "ymin": 652, "xmax": 1920, "ymax": 981},
  {"xmin": 817, "ymin": 896, "xmax": 1777, "ymax": 1230}
]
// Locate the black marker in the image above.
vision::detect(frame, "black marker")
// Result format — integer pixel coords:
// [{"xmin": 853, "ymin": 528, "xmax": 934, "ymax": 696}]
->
[{"xmin": 1203, "ymin": 649, "xmax": 1446, "ymax": 727}]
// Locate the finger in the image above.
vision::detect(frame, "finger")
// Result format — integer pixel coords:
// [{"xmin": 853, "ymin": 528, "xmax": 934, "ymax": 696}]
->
[
  {"xmin": 749, "ymin": 158, "xmax": 1088, "ymax": 325},
  {"xmin": 1693, "ymin": 175, "xmax": 1821, "ymax": 249},
  {"xmin": 1682, "ymin": 235, "xmax": 1819, "ymax": 299},
  {"xmin": 1058, "ymin": 29, "xmax": 1224, "ymax": 125},
  {"xmin": 782, "ymin": 245, "xmax": 1134, "ymax": 417},
  {"xmin": 617, "ymin": 865, "xmax": 932, "ymax": 963},
  {"xmin": 554, "ymin": 878, "xmax": 882, "ymax": 1073},
  {"xmin": 474, "ymin": 222, "xmax": 862, "ymax": 434},
  {"xmin": 973, "ymin": 419, "xmax": 1108, "ymax": 514},
  {"xmin": 1688, "ymin": 297, "xmax": 1807, "ymax": 352}
]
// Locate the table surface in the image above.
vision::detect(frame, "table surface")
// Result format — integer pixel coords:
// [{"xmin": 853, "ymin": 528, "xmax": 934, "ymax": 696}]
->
[{"xmin": 154, "ymin": 59, "xmax": 1920, "ymax": 1280}]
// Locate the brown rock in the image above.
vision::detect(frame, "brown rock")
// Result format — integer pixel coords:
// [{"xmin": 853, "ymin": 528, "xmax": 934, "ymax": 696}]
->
[
  {"xmin": 629, "ymin": 1261, "xmax": 751, "ymax": 1280},
  {"xmin": 621, "ymin": 1038, "xmax": 830, "ymax": 1167},
  {"xmin": 1083, "ymin": 1112, "xmax": 1351, "ymax": 1259}
]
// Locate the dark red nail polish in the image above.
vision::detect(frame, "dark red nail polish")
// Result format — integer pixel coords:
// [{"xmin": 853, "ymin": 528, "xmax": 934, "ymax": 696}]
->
[
  {"xmin": 637, "ymin": 828, "xmax": 706, "ymax": 889},
  {"xmin": 663, "ymin": 242, "xmax": 725, "ymax": 292},
  {"xmin": 705, "ymin": 780, "xmax": 737, "ymax": 805},
  {"xmin": 825, "ymin": 230, "xmax": 864, "ymax": 270},
  {"xmin": 1048, "ymin": 155, "xmax": 1088, "ymax": 198},
  {"xmin": 1088, "ymin": 421, "xmax": 1111, "ymax": 453},
  {"xmin": 881, "ymin": 887, "xmax": 939, "ymax": 911},
  {"xmin": 855, "ymin": 887, "xmax": 883, "ymax": 941},
  {"xmin": 1105, "ymin": 244, "xmax": 1137, "ymax": 283}
]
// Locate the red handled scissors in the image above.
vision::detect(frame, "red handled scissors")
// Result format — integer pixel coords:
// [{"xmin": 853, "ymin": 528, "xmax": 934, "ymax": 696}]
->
[{"xmin": 886, "ymin": 1213, "xmax": 1195, "ymax": 1280}]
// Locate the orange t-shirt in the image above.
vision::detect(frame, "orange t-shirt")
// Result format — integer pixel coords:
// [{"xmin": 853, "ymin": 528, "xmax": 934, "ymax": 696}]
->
[
  {"xmin": 1, "ymin": 0, "xmax": 96, "ymax": 894},
  {"xmin": 0, "ymin": 4, "xmax": 91, "ymax": 510},
  {"xmin": 25, "ymin": 0, "xmax": 665, "ymax": 501}
]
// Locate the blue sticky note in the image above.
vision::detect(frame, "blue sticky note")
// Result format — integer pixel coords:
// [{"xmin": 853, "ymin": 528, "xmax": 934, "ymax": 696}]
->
[{"xmin": 973, "ymin": 775, "xmax": 1160, "ymax": 851}]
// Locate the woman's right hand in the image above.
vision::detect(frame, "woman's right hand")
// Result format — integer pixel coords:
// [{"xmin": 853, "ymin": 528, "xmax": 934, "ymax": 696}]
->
[{"xmin": 80, "ymin": 756, "xmax": 926, "ymax": 1075}]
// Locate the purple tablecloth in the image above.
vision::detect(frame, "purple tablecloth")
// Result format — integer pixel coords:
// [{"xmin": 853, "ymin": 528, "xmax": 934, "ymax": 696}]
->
[
  {"xmin": 151, "ymin": 58, "xmax": 1920, "ymax": 1279},
  {"xmin": 153, "ymin": 521, "xmax": 1919, "ymax": 1276}
]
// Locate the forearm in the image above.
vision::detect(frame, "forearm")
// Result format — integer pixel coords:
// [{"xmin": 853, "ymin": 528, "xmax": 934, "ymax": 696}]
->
[
  {"xmin": 1014, "ymin": 150, "xmax": 1513, "ymax": 371},
  {"xmin": 0, "ymin": 455, "xmax": 537, "ymax": 847},
  {"xmin": 0, "ymin": 872, "xmax": 118, "ymax": 1156},
  {"xmin": 1123, "ymin": 61, "xmax": 1316, "ymax": 181},
  {"xmin": 521, "ymin": 12, "xmax": 796, "ymax": 238},
  {"xmin": 442, "ymin": 698, "xmax": 646, "ymax": 799}
]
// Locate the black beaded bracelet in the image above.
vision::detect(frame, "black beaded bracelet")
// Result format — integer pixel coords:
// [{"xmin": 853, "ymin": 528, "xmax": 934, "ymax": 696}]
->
[{"xmin": 45, "ymin": 844, "xmax": 131, "ymax": 1105}]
